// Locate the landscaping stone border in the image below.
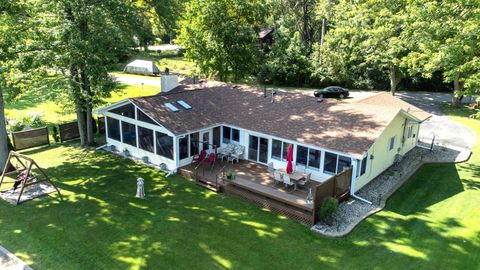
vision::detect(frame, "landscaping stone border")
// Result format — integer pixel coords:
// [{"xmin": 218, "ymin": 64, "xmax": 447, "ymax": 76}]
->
[{"xmin": 311, "ymin": 145, "xmax": 472, "ymax": 237}]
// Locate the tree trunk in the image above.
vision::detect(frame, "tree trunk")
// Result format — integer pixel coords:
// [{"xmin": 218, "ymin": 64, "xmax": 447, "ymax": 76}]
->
[
  {"xmin": 76, "ymin": 104, "xmax": 87, "ymax": 147},
  {"xmin": 0, "ymin": 87, "xmax": 9, "ymax": 170},
  {"xmin": 389, "ymin": 65, "xmax": 400, "ymax": 96},
  {"xmin": 319, "ymin": 17, "xmax": 326, "ymax": 65},
  {"xmin": 302, "ymin": 0, "xmax": 310, "ymax": 48},
  {"xmin": 70, "ymin": 67, "xmax": 88, "ymax": 147},
  {"xmin": 452, "ymin": 73, "xmax": 464, "ymax": 108},
  {"xmin": 80, "ymin": 68, "xmax": 94, "ymax": 146}
]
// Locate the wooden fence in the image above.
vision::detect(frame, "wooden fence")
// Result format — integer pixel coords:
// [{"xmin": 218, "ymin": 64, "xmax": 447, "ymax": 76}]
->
[
  {"xmin": 97, "ymin": 117, "xmax": 105, "ymax": 134},
  {"xmin": 58, "ymin": 121, "xmax": 80, "ymax": 142},
  {"xmin": 12, "ymin": 127, "xmax": 50, "ymax": 151},
  {"xmin": 312, "ymin": 167, "xmax": 352, "ymax": 224}
]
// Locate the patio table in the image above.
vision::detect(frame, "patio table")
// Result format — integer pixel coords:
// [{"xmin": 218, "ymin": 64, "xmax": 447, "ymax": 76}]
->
[{"xmin": 278, "ymin": 169, "xmax": 306, "ymax": 192}]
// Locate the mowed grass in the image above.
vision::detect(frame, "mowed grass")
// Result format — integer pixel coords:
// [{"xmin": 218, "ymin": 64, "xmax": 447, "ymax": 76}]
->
[
  {"xmin": 4, "ymin": 83, "xmax": 160, "ymax": 124},
  {"xmin": 0, "ymin": 109, "xmax": 479, "ymax": 269}
]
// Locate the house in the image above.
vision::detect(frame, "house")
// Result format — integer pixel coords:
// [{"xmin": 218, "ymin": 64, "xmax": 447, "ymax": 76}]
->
[
  {"xmin": 258, "ymin": 28, "xmax": 274, "ymax": 50},
  {"xmin": 96, "ymin": 75, "xmax": 431, "ymax": 198}
]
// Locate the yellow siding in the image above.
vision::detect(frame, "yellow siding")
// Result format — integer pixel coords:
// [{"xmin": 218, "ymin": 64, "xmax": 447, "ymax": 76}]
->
[{"xmin": 354, "ymin": 113, "xmax": 419, "ymax": 192}]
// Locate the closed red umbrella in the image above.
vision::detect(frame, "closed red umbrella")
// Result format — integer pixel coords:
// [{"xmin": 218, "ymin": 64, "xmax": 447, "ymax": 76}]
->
[{"xmin": 286, "ymin": 144, "xmax": 293, "ymax": 174}]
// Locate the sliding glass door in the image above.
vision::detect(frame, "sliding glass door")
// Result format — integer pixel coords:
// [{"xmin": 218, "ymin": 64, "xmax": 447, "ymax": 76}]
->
[{"xmin": 248, "ymin": 135, "xmax": 269, "ymax": 164}]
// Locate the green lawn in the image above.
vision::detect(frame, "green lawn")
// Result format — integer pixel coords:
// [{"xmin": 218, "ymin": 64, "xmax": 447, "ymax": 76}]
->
[
  {"xmin": 4, "ymin": 83, "xmax": 160, "ymax": 124},
  {"xmin": 0, "ymin": 109, "xmax": 479, "ymax": 269}
]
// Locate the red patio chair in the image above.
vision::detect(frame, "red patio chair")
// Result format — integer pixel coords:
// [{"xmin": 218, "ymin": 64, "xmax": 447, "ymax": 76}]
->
[
  {"xmin": 193, "ymin": 150, "xmax": 207, "ymax": 164},
  {"xmin": 203, "ymin": 153, "xmax": 216, "ymax": 170}
]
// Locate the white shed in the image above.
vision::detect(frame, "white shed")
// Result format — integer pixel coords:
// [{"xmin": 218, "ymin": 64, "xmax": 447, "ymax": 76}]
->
[{"xmin": 123, "ymin": 60, "xmax": 160, "ymax": 76}]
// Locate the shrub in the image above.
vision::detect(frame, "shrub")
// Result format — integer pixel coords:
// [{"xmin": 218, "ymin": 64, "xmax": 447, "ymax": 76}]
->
[
  {"xmin": 22, "ymin": 112, "xmax": 46, "ymax": 128},
  {"xmin": 317, "ymin": 197, "xmax": 339, "ymax": 225}
]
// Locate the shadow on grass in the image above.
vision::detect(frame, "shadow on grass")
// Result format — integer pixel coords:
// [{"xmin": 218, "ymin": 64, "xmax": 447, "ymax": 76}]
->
[
  {"xmin": 387, "ymin": 164, "xmax": 464, "ymax": 216},
  {"xmin": 1, "ymin": 145, "xmax": 479, "ymax": 269}
]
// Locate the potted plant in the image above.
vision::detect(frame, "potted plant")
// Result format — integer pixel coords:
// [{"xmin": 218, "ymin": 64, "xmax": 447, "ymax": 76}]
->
[{"xmin": 226, "ymin": 170, "xmax": 233, "ymax": 180}]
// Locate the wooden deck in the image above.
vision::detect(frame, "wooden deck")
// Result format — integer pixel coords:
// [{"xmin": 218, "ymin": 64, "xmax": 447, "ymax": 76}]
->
[{"xmin": 178, "ymin": 160, "xmax": 317, "ymax": 225}]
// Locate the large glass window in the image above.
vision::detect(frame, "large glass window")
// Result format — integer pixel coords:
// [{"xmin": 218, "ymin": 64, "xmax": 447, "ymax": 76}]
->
[
  {"xmin": 111, "ymin": 103, "xmax": 135, "ymax": 118},
  {"xmin": 190, "ymin": 132, "xmax": 199, "ymax": 156},
  {"xmin": 222, "ymin": 126, "xmax": 231, "ymax": 144},
  {"xmin": 323, "ymin": 152, "xmax": 338, "ymax": 174},
  {"xmin": 179, "ymin": 136, "xmax": 189, "ymax": 160},
  {"xmin": 213, "ymin": 127, "xmax": 221, "ymax": 148},
  {"xmin": 337, "ymin": 155, "xmax": 352, "ymax": 173},
  {"xmin": 156, "ymin": 132, "xmax": 173, "ymax": 159},
  {"xmin": 296, "ymin": 146, "xmax": 308, "ymax": 166},
  {"xmin": 138, "ymin": 127, "xmax": 154, "ymax": 153},
  {"xmin": 308, "ymin": 149, "xmax": 321, "ymax": 169},
  {"xmin": 222, "ymin": 126, "xmax": 240, "ymax": 143},
  {"xmin": 232, "ymin": 128, "xmax": 240, "ymax": 142},
  {"xmin": 296, "ymin": 146, "xmax": 321, "ymax": 170},
  {"xmin": 282, "ymin": 142, "xmax": 292, "ymax": 161},
  {"xmin": 107, "ymin": 117, "xmax": 120, "ymax": 141},
  {"xmin": 137, "ymin": 108, "xmax": 157, "ymax": 125},
  {"xmin": 121, "ymin": 121, "xmax": 137, "ymax": 146},
  {"xmin": 271, "ymin": 139, "xmax": 282, "ymax": 160}
]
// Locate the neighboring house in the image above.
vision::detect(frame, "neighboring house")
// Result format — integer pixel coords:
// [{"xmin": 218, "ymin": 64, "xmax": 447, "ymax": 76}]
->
[
  {"xmin": 258, "ymin": 28, "xmax": 274, "ymax": 50},
  {"xmin": 96, "ymin": 75, "xmax": 430, "ymax": 195}
]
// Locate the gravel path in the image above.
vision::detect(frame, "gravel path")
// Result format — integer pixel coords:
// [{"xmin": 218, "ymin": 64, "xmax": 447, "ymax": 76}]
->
[
  {"xmin": 0, "ymin": 246, "xmax": 32, "ymax": 270},
  {"xmin": 311, "ymin": 145, "xmax": 471, "ymax": 237}
]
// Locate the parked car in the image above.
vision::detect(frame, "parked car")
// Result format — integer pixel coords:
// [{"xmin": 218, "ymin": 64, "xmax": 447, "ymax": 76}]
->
[{"xmin": 314, "ymin": 86, "xmax": 350, "ymax": 99}]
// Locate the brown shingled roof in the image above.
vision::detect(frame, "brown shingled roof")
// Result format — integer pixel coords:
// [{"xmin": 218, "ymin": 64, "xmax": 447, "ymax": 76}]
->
[{"xmin": 129, "ymin": 82, "xmax": 430, "ymax": 157}]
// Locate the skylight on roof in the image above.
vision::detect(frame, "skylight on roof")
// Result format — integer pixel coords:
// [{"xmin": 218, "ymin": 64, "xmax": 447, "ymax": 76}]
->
[
  {"xmin": 165, "ymin": 102, "xmax": 180, "ymax": 112},
  {"xmin": 177, "ymin": 99, "xmax": 192, "ymax": 110}
]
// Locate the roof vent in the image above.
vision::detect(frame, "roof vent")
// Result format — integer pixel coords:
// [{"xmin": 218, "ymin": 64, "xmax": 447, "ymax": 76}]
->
[
  {"xmin": 164, "ymin": 102, "xmax": 180, "ymax": 112},
  {"xmin": 177, "ymin": 99, "xmax": 192, "ymax": 110}
]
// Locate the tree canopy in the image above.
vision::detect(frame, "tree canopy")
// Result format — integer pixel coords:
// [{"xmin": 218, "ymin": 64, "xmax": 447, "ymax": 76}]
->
[{"xmin": 177, "ymin": 0, "xmax": 265, "ymax": 81}]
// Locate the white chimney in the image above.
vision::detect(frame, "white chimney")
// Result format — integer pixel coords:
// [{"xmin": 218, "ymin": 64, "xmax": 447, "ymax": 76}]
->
[{"xmin": 161, "ymin": 74, "xmax": 179, "ymax": 93}]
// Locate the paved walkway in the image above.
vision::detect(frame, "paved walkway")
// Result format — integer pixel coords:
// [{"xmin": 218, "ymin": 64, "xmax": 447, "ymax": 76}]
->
[
  {"xmin": 0, "ymin": 246, "xmax": 32, "ymax": 270},
  {"xmin": 396, "ymin": 92, "xmax": 477, "ymax": 150}
]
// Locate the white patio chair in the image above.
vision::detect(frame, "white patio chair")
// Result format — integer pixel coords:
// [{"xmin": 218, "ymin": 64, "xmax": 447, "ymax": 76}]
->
[
  {"xmin": 228, "ymin": 145, "xmax": 244, "ymax": 164},
  {"xmin": 273, "ymin": 171, "xmax": 283, "ymax": 186},
  {"xmin": 296, "ymin": 164, "xmax": 306, "ymax": 173},
  {"xmin": 267, "ymin": 162, "xmax": 274, "ymax": 175},
  {"xmin": 297, "ymin": 172, "xmax": 311, "ymax": 192},
  {"xmin": 283, "ymin": 174, "xmax": 295, "ymax": 192}
]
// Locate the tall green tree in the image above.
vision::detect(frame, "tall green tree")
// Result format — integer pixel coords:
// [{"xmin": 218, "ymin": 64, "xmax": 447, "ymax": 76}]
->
[
  {"xmin": 177, "ymin": 0, "xmax": 265, "ymax": 81},
  {"xmin": 0, "ymin": 1, "xmax": 32, "ymax": 168},
  {"xmin": 260, "ymin": 17, "xmax": 311, "ymax": 86},
  {"xmin": 404, "ymin": 0, "xmax": 480, "ymax": 106},
  {"xmin": 315, "ymin": 0, "xmax": 409, "ymax": 94},
  {"xmin": 29, "ymin": 0, "xmax": 142, "ymax": 146}
]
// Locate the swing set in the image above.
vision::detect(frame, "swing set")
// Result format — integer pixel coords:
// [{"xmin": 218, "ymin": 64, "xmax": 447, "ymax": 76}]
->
[{"xmin": 0, "ymin": 151, "xmax": 62, "ymax": 205}]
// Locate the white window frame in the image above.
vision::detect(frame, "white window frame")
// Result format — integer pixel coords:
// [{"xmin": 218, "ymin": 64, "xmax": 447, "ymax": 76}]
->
[
  {"xmin": 296, "ymin": 145, "xmax": 321, "ymax": 171},
  {"xmin": 222, "ymin": 126, "xmax": 240, "ymax": 144},
  {"xmin": 271, "ymin": 139, "xmax": 290, "ymax": 161}
]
